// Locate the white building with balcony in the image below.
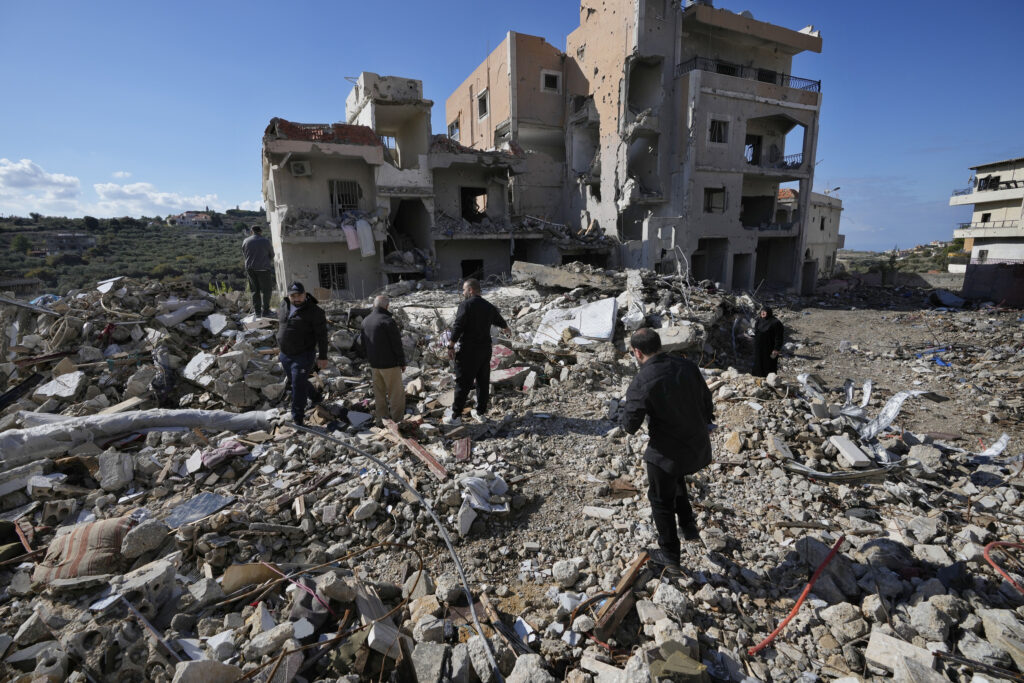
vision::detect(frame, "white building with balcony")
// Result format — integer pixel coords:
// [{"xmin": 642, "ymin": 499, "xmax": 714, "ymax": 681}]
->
[{"xmin": 950, "ymin": 156, "xmax": 1024, "ymax": 305}]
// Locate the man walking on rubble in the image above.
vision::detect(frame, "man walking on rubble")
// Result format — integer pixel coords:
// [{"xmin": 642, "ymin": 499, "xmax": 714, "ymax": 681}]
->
[
  {"xmin": 443, "ymin": 278, "xmax": 510, "ymax": 426},
  {"xmin": 622, "ymin": 327, "xmax": 714, "ymax": 573},
  {"xmin": 277, "ymin": 282, "xmax": 328, "ymax": 426},
  {"xmin": 242, "ymin": 225, "xmax": 275, "ymax": 317},
  {"xmin": 360, "ymin": 294, "xmax": 406, "ymax": 424}
]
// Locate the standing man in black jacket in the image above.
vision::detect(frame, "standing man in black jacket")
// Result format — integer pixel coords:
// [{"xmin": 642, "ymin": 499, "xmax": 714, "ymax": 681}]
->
[
  {"xmin": 444, "ymin": 278, "xmax": 510, "ymax": 426},
  {"xmin": 360, "ymin": 294, "xmax": 406, "ymax": 423},
  {"xmin": 622, "ymin": 328, "xmax": 714, "ymax": 572},
  {"xmin": 277, "ymin": 282, "xmax": 328, "ymax": 426},
  {"xmin": 242, "ymin": 225, "xmax": 275, "ymax": 317}
]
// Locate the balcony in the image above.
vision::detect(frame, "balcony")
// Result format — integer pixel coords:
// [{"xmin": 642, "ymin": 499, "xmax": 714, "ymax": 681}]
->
[
  {"xmin": 746, "ymin": 150, "xmax": 803, "ymax": 170},
  {"xmin": 676, "ymin": 57, "xmax": 820, "ymax": 92},
  {"xmin": 953, "ymin": 220, "xmax": 1021, "ymax": 239},
  {"xmin": 949, "ymin": 179, "xmax": 1024, "ymax": 206}
]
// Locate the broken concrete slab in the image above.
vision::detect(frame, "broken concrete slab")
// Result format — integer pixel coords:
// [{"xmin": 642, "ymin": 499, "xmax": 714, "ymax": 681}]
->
[
  {"xmin": 512, "ymin": 261, "xmax": 616, "ymax": 290},
  {"xmin": 864, "ymin": 629, "xmax": 936, "ymax": 673},
  {"xmin": 829, "ymin": 434, "xmax": 873, "ymax": 469}
]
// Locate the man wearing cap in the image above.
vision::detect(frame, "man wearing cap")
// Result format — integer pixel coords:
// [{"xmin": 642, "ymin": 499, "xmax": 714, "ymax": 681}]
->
[
  {"xmin": 622, "ymin": 327, "xmax": 714, "ymax": 574},
  {"xmin": 242, "ymin": 225, "xmax": 275, "ymax": 317},
  {"xmin": 277, "ymin": 282, "xmax": 328, "ymax": 426}
]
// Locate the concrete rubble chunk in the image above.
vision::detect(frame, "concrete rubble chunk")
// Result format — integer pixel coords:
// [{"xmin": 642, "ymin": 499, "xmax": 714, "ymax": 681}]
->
[
  {"xmin": 506, "ymin": 653, "xmax": 557, "ymax": 683},
  {"xmin": 120, "ymin": 519, "xmax": 170, "ymax": 559},
  {"xmin": 97, "ymin": 450, "xmax": 134, "ymax": 492},
  {"xmin": 828, "ymin": 434, "xmax": 873, "ymax": 469},
  {"xmin": 171, "ymin": 660, "xmax": 244, "ymax": 683},
  {"xmin": 33, "ymin": 371, "xmax": 87, "ymax": 402},
  {"xmin": 412, "ymin": 641, "xmax": 449, "ymax": 683},
  {"xmin": 864, "ymin": 629, "xmax": 936, "ymax": 673}
]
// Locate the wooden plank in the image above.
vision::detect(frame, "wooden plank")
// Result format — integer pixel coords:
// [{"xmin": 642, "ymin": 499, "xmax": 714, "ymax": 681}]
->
[
  {"xmin": 97, "ymin": 396, "xmax": 146, "ymax": 415},
  {"xmin": 596, "ymin": 552, "xmax": 648, "ymax": 622},
  {"xmin": 383, "ymin": 419, "xmax": 448, "ymax": 481}
]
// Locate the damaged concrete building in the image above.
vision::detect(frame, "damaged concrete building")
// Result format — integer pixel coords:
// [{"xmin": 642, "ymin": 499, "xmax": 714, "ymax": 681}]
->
[
  {"xmin": 447, "ymin": 0, "xmax": 843, "ymax": 293},
  {"xmin": 951, "ymin": 156, "xmax": 1024, "ymax": 306},
  {"xmin": 262, "ymin": 73, "xmax": 608, "ymax": 297}
]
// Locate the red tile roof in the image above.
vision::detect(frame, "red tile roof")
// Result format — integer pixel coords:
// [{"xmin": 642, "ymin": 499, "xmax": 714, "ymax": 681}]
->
[{"xmin": 265, "ymin": 117, "xmax": 382, "ymax": 147}]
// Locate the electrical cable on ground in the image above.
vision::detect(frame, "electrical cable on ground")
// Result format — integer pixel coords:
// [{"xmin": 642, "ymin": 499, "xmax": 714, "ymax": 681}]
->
[
  {"xmin": 747, "ymin": 535, "xmax": 846, "ymax": 656},
  {"xmin": 293, "ymin": 422, "xmax": 504, "ymax": 682}
]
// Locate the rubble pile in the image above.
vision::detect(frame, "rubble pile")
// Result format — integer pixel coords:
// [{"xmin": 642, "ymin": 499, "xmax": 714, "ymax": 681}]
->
[{"xmin": 1, "ymin": 265, "xmax": 1023, "ymax": 682}]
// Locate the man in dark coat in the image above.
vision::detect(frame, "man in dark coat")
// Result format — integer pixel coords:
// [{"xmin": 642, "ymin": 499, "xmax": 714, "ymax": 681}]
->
[
  {"xmin": 277, "ymin": 282, "xmax": 328, "ymax": 426},
  {"xmin": 242, "ymin": 225, "xmax": 275, "ymax": 317},
  {"xmin": 752, "ymin": 306, "xmax": 784, "ymax": 377},
  {"xmin": 622, "ymin": 328, "xmax": 714, "ymax": 572},
  {"xmin": 359, "ymin": 294, "xmax": 406, "ymax": 423},
  {"xmin": 444, "ymin": 278, "xmax": 510, "ymax": 426}
]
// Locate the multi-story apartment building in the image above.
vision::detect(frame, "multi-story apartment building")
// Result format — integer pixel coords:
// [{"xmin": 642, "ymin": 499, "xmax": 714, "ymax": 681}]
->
[
  {"xmin": 446, "ymin": 0, "xmax": 841, "ymax": 293},
  {"xmin": 950, "ymin": 156, "xmax": 1024, "ymax": 305},
  {"xmin": 262, "ymin": 73, "xmax": 584, "ymax": 298}
]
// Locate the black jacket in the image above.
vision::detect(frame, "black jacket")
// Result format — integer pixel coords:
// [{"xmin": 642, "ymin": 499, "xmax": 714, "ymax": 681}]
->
[
  {"xmin": 451, "ymin": 295, "xmax": 508, "ymax": 351},
  {"xmin": 622, "ymin": 353, "xmax": 714, "ymax": 475},
  {"xmin": 359, "ymin": 307, "xmax": 405, "ymax": 369},
  {"xmin": 277, "ymin": 295, "xmax": 328, "ymax": 359}
]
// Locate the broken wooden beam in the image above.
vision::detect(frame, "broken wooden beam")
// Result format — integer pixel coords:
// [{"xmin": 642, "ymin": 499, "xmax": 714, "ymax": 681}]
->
[{"xmin": 383, "ymin": 419, "xmax": 448, "ymax": 481}]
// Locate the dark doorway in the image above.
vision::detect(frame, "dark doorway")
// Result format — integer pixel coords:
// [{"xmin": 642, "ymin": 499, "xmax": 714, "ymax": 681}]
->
[
  {"xmin": 744, "ymin": 134, "xmax": 762, "ymax": 165},
  {"xmin": 460, "ymin": 188, "xmax": 487, "ymax": 222},
  {"xmin": 461, "ymin": 259, "xmax": 484, "ymax": 279}
]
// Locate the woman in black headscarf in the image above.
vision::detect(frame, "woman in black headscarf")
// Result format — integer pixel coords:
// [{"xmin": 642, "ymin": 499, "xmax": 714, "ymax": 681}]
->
[{"xmin": 752, "ymin": 306, "xmax": 784, "ymax": 377}]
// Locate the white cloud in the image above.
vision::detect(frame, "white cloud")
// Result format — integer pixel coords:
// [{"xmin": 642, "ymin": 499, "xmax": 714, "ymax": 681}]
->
[
  {"xmin": 0, "ymin": 158, "xmax": 260, "ymax": 217},
  {"xmin": 0, "ymin": 158, "xmax": 82, "ymax": 214}
]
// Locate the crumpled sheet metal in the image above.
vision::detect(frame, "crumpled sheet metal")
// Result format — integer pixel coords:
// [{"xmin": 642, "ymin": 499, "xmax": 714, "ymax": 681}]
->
[
  {"xmin": 0, "ymin": 409, "xmax": 272, "ymax": 467},
  {"xmin": 858, "ymin": 390, "xmax": 928, "ymax": 441}
]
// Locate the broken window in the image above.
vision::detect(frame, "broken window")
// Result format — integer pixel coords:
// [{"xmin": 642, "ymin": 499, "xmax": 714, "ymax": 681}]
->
[
  {"xmin": 981, "ymin": 212, "xmax": 991, "ymax": 223},
  {"xmin": 978, "ymin": 249, "xmax": 989, "ymax": 262},
  {"xmin": 589, "ymin": 184, "xmax": 601, "ymax": 201},
  {"xmin": 756, "ymin": 68, "xmax": 777, "ymax": 85},
  {"xmin": 744, "ymin": 135, "xmax": 762, "ymax": 165},
  {"xmin": 978, "ymin": 175, "xmax": 1000, "ymax": 191},
  {"xmin": 703, "ymin": 187, "xmax": 726, "ymax": 213},
  {"xmin": 460, "ymin": 187, "xmax": 488, "ymax": 222},
  {"xmin": 477, "ymin": 90, "xmax": 489, "ymax": 119},
  {"xmin": 820, "ymin": 217, "xmax": 826, "ymax": 231},
  {"xmin": 709, "ymin": 119, "xmax": 728, "ymax": 144},
  {"xmin": 448, "ymin": 118, "xmax": 460, "ymax": 141},
  {"xmin": 317, "ymin": 263, "xmax": 348, "ymax": 291},
  {"xmin": 329, "ymin": 180, "xmax": 361, "ymax": 216},
  {"xmin": 542, "ymin": 70, "xmax": 561, "ymax": 93}
]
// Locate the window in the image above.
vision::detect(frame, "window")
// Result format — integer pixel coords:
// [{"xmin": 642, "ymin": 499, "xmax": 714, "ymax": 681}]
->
[
  {"xmin": 477, "ymin": 89, "xmax": 489, "ymax": 119},
  {"xmin": 329, "ymin": 179, "xmax": 361, "ymax": 216},
  {"xmin": 978, "ymin": 175, "xmax": 1001, "ymax": 190},
  {"xmin": 715, "ymin": 62, "xmax": 738, "ymax": 77},
  {"xmin": 318, "ymin": 263, "xmax": 348, "ymax": 291},
  {"xmin": 981, "ymin": 212, "xmax": 991, "ymax": 223},
  {"xmin": 461, "ymin": 187, "xmax": 488, "ymax": 222},
  {"xmin": 448, "ymin": 118, "xmax": 460, "ymax": 141},
  {"xmin": 709, "ymin": 119, "xmax": 728, "ymax": 144},
  {"xmin": 977, "ymin": 249, "xmax": 989, "ymax": 262},
  {"xmin": 703, "ymin": 187, "xmax": 726, "ymax": 213},
  {"xmin": 820, "ymin": 217, "xmax": 826, "ymax": 231},
  {"xmin": 461, "ymin": 259, "xmax": 484, "ymax": 279},
  {"xmin": 756, "ymin": 68, "xmax": 777, "ymax": 84},
  {"xmin": 541, "ymin": 70, "xmax": 561, "ymax": 93}
]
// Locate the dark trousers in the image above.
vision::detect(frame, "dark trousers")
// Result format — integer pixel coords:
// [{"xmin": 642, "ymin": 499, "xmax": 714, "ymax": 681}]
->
[
  {"xmin": 247, "ymin": 269, "xmax": 274, "ymax": 315},
  {"xmin": 646, "ymin": 460, "xmax": 695, "ymax": 561},
  {"xmin": 452, "ymin": 347, "xmax": 491, "ymax": 415},
  {"xmin": 279, "ymin": 350, "xmax": 315, "ymax": 424}
]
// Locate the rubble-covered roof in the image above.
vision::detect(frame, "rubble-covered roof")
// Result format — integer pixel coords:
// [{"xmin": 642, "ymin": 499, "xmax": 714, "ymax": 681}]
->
[
  {"xmin": 264, "ymin": 117, "xmax": 382, "ymax": 147},
  {"xmin": 430, "ymin": 134, "xmax": 523, "ymax": 160}
]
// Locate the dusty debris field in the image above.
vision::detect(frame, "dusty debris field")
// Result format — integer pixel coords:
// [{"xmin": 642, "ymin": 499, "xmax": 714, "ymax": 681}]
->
[{"xmin": 0, "ymin": 268, "xmax": 1022, "ymax": 683}]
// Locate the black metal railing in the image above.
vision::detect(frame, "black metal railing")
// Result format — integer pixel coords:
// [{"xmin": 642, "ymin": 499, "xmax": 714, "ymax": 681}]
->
[
  {"xmin": 676, "ymin": 56, "xmax": 821, "ymax": 92},
  {"xmin": 957, "ymin": 220, "xmax": 1020, "ymax": 230},
  {"xmin": 744, "ymin": 150, "xmax": 804, "ymax": 170},
  {"xmin": 951, "ymin": 186, "xmax": 973, "ymax": 196},
  {"xmin": 952, "ymin": 179, "xmax": 1024, "ymax": 196}
]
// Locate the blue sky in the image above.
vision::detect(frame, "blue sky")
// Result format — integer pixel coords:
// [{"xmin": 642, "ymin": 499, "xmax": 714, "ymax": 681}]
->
[{"xmin": 1, "ymin": 1, "xmax": 1020, "ymax": 250}]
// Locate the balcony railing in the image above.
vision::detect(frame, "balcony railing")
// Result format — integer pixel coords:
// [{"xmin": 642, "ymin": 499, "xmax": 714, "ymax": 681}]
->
[
  {"xmin": 957, "ymin": 220, "xmax": 1019, "ymax": 230},
  {"xmin": 970, "ymin": 257, "xmax": 1024, "ymax": 265},
  {"xmin": 952, "ymin": 179, "xmax": 1024, "ymax": 196},
  {"xmin": 676, "ymin": 57, "xmax": 821, "ymax": 92},
  {"xmin": 744, "ymin": 150, "xmax": 804, "ymax": 170}
]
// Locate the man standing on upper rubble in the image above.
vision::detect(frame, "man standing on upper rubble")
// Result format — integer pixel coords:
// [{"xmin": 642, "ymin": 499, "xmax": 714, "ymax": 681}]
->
[
  {"xmin": 443, "ymin": 278, "xmax": 510, "ymax": 426},
  {"xmin": 622, "ymin": 328, "xmax": 714, "ymax": 574},
  {"xmin": 242, "ymin": 225, "xmax": 275, "ymax": 317},
  {"xmin": 277, "ymin": 282, "xmax": 328, "ymax": 426},
  {"xmin": 360, "ymin": 294, "xmax": 407, "ymax": 425}
]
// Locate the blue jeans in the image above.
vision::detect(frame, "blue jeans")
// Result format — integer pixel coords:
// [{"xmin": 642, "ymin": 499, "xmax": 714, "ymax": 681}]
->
[{"xmin": 279, "ymin": 350, "xmax": 316, "ymax": 424}]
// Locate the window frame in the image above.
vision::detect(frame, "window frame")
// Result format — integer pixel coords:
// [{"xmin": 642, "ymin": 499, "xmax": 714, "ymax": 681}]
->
[
  {"xmin": 328, "ymin": 179, "xmax": 361, "ymax": 216},
  {"xmin": 477, "ymin": 89, "xmax": 489, "ymax": 120},
  {"xmin": 541, "ymin": 69, "xmax": 562, "ymax": 94},
  {"xmin": 317, "ymin": 262, "xmax": 348, "ymax": 291},
  {"xmin": 703, "ymin": 187, "xmax": 726, "ymax": 214},
  {"xmin": 447, "ymin": 118, "xmax": 460, "ymax": 141},
  {"xmin": 708, "ymin": 118, "xmax": 729, "ymax": 145}
]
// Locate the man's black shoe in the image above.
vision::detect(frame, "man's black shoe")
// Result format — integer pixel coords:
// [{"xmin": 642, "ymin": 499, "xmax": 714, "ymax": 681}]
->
[
  {"xmin": 648, "ymin": 548, "xmax": 682, "ymax": 574},
  {"xmin": 681, "ymin": 523, "xmax": 700, "ymax": 541}
]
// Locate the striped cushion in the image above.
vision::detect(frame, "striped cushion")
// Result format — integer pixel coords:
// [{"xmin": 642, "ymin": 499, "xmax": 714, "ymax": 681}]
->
[{"xmin": 32, "ymin": 516, "xmax": 134, "ymax": 584}]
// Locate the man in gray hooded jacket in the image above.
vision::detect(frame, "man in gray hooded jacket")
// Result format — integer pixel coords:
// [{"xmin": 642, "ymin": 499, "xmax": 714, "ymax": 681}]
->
[{"xmin": 242, "ymin": 225, "xmax": 274, "ymax": 317}]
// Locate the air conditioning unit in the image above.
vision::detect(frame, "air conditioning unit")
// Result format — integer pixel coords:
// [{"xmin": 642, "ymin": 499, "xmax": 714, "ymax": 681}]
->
[{"xmin": 289, "ymin": 161, "xmax": 312, "ymax": 177}]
